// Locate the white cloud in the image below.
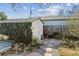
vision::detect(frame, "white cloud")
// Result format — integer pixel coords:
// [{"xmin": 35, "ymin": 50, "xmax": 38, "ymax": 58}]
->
[
  {"xmin": 31, "ymin": 7, "xmax": 34, "ymax": 10},
  {"xmin": 43, "ymin": 3, "xmax": 47, "ymax": 5},
  {"xmin": 75, "ymin": 3, "xmax": 79, "ymax": 5},
  {"xmin": 38, "ymin": 5, "xmax": 63, "ymax": 15},
  {"xmin": 23, "ymin": 6, "xmax": 27, "ymax": 10},
  {"xmin": 38, "ymin": 8, "xmax": 60, "ymax": 12},
  {"xmin": 23, "ymin": 6, "xmax": 34, "ymax": 10},
  {"xmin": 38, "ymin": 9, "xmax": 43, "ymax": 12},
  {"xmin": 38, "ymin": 5, "xmax": 62, "ymax": 15},
  {"xmin": 0, "ymin": 10, "xmax": 2, "ymax": 12},
  {"xmin": 67, "ymin": 3, "xmax": 71, "ymax": 6},
  {"xmin": 49, "ymin": 5, "xmax": 63, "ymax": 9}
]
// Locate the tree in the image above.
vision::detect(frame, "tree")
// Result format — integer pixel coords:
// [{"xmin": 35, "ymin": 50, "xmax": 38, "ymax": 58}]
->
[
  {"xmin": 0, "ymin": 11, "xmax": 7, "ymax": 34},
  {"xmin": 0, "ymin": 11, "xmax": 7, "ymax": 21},
  {"xmin": 65, "ymin": 10, "xmax": 79, "ymax": 37}
]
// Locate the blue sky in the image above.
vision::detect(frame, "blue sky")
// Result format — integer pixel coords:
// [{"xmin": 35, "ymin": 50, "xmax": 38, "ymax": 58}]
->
[{"xmin": 0, "ymin": 3, "xmax": 79, "ymax": 19}]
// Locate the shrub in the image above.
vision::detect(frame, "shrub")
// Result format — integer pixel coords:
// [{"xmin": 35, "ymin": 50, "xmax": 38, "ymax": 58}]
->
[
  {"xmin": 32, "ymin": 36, "xmax": 42, "ymax": 48},
  {"xmin": 21, "ymin": 36, "xmax": 42, "ymax": 52},
  {"xmin": 58, "ymin": 47, "xmax": 79, "ymax": 56},
  {"xmin": 63, "ymin": 36, "xmax": 79, "ymax": 48}
]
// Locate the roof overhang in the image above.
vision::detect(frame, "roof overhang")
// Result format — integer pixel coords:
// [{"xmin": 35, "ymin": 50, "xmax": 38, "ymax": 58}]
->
[
  {"xmin": 38, "ymin": 16, "xmax": 79, "ymax": 21},
  {"xmin": 0, "ymin": 18, "xmax": 38, "ymax": 23},
  {"xmin": 0, "ymin": 16, "xmax": 79, "ymax": 23}
]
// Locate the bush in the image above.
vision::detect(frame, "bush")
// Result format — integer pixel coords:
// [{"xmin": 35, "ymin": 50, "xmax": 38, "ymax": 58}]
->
[
  {"xmin": 22, "ymin": 37, "xmax": 42, "ymax": 52},
  {"xmin": 58, "ymin": 47, "xmax": 79, "ymax": 56},
  {"xmin": 32, "ymin": 36, "xmax": 42, "ymax": 48},
  {"xmin": 63, "ymin": 36, "xmax": 79, "ymax": 48}
]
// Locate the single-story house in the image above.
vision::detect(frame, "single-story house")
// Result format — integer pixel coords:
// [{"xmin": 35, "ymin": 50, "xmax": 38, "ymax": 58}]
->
[
  {"xmin": 0, "ymin": 16, "xmax": 79, "ymax": 41},
  {"xmin": 0, "ymin": 17, "xmax": 43, "ymax": 42}
]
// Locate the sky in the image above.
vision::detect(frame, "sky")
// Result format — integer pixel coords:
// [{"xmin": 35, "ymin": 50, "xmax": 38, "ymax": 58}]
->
[{"xmin": 0, "ymin": 3, "xmax": 79, "ymax": 19}]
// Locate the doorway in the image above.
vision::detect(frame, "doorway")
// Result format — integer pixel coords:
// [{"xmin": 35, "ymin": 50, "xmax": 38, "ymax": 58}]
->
[{"xmin": 43, "ymin": 26, "xmax": 62, "ymax": 39}]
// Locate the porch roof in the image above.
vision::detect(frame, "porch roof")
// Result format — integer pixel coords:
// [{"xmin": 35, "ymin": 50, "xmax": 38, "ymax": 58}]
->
[{"xmin": 38, "ymin": 16, "xmax": 79, "ymax": 21}]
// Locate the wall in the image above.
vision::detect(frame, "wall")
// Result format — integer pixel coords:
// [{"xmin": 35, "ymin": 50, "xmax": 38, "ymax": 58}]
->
[{"xmin": 32, "ymin": 19, "xmax": 43, "ymax": 41}]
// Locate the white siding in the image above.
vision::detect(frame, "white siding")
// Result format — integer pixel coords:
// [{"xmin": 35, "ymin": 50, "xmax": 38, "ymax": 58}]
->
[{"xmin": 32, "ymin": 20, "xmax": 43, "ymax": 41}]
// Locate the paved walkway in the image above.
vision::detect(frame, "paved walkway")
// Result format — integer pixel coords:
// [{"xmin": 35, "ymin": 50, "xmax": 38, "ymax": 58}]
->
[
  {"xmin": 42, "ymin": 39, "xmax": 63, "ymax": 56},
  {"xmin": 4, "ymin": 39, "xmax": 63, "ymax": 56},
  {"xmin": 43, "ymin": 39, "xmax": 63, "ymax": 49}
]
